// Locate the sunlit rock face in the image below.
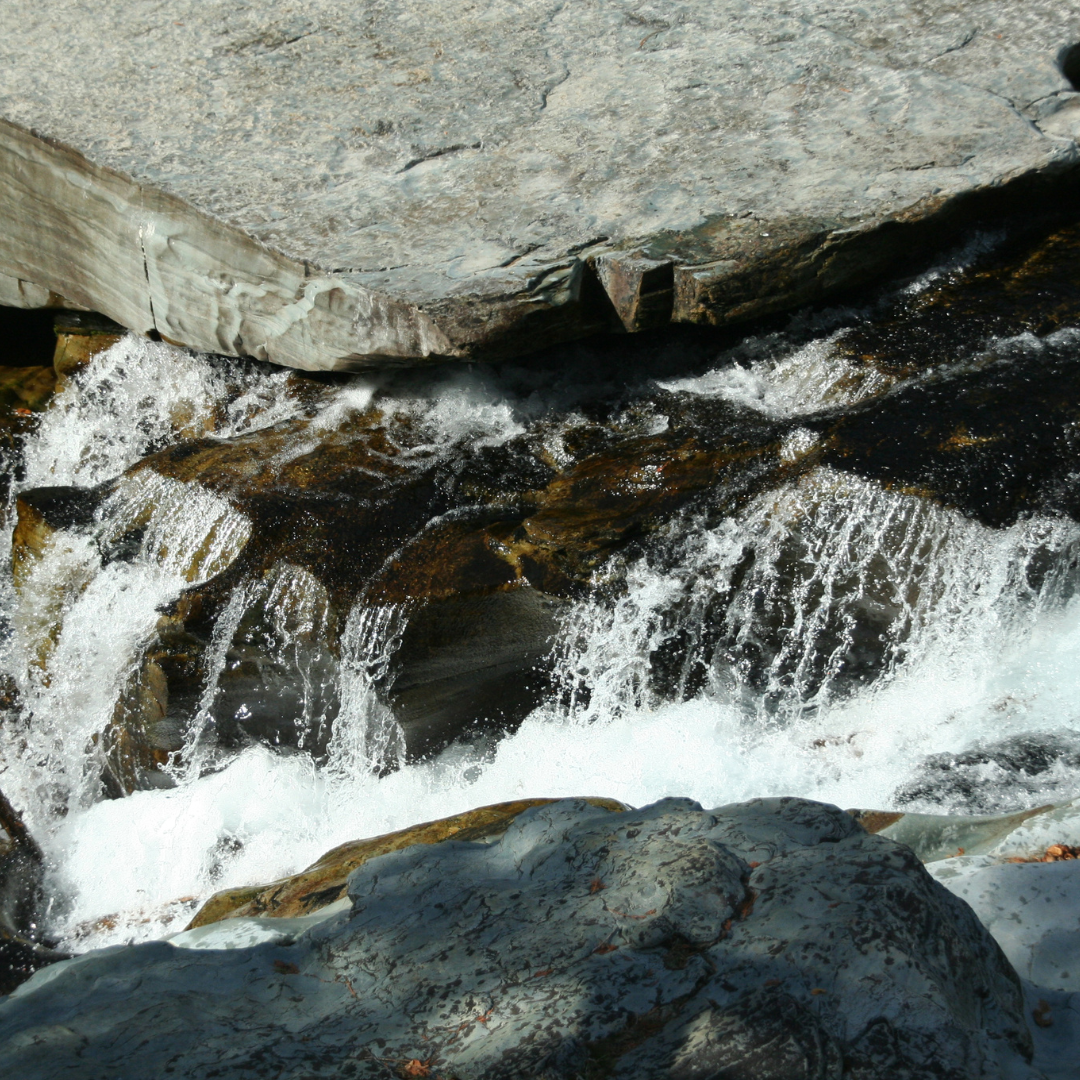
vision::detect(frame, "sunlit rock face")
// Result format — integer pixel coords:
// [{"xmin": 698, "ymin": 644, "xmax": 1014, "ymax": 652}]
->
[
  {"xmin": 0, "ymin": 799, "xmax": 1036, "ymax": 1080},
  {"xmin": 1, "ymin": 0, "xmax": 1079, "ymax": 367}
]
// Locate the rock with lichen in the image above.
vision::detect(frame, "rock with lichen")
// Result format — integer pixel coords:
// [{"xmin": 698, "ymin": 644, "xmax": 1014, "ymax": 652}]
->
[{"xmin": 0, "ymin": 797, "xmax": 1035, "ymax": 1079}]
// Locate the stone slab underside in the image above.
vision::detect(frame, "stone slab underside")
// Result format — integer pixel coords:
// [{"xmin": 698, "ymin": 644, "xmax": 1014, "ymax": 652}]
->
[{"xmin": 1, "ymin": 1, "xmax": 1079, "ymax": 370}]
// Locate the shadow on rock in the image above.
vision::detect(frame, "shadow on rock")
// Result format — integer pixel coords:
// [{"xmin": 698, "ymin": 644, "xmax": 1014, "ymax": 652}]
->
[{"xmin": 0, "ymin": 797, "xmax": 1034, "ymax": 1079}]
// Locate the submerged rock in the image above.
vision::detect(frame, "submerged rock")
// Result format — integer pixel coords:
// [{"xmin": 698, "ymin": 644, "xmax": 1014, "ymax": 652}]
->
[
  {"xmin": 0, "ymin": 366, "xmax": 54, "ymax": 416},
  {"xmin": 9, "ymin": 385, "xmax": 795, "ymax": 786},
  {"xmin": 1, "ymin": 1, "xmax": 1078, "ymax": 368},
  {"xmin": 0, "ymin": 797, "xmax": 1034, "ymax": 1079}
]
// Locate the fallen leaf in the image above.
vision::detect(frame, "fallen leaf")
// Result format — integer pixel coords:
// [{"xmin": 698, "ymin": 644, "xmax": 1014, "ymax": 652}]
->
[
  {"xmin": 273, "ymin": 960, "xmax": 300, "ymax": 975},
  {"xmin": 764, "ymin": 978, "xmax": 781, "ymax": 988},
  {"xmin": 811, "ymin": 988, "xmax": 827, "ymax": 996},
  {"xmin": 589, "ymin": 878, "xmax": 606, "ymax": 894},
  {"xmin": 1006, "ymin": 842, "xmax": 1080, "ymax": 864},
  {"xmin": 609, "ymin": 908, "xmax": 657, "ymax": 920},
  {"xmin": 533, "ymin": 968, "xmax": 554, "ymax": 978},
  {"xmin": 400, "ymin": 1058, "xmax": 432, "ymax": 1078},
  {"xmin": 748, "ymin": 861, "xmax": 761, "ymax": 869},
  {"xmin": 1033, "ymin": 1000, "xmax": 1053, "ymax": 1028},
  {"xmin": 593, "ymin": 943, "xmax": 619, "ymax": 955},
  {"xmin": 1043, "ymin": 843, "xmax": 1080, "ymax": 861}
]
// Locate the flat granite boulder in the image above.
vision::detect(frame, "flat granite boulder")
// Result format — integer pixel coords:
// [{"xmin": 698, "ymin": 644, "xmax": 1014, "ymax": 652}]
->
[
  {"xmin": 0, "ymin": 797, "xmax": 1036, "ymax": 1079},
  {"xmin": 1, "ymin": 1, "xmax": 1079, "ymax": 369}
]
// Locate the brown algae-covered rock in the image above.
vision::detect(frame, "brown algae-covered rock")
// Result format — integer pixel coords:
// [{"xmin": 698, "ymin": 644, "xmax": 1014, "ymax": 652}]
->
[{"xmin": 187, "ymin": 796, "xmax": 629, "ymax": 927}]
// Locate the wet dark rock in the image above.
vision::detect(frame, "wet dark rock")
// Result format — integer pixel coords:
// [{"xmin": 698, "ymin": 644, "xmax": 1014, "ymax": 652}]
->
[
  {"xmin": 835, "ymin": 218, "xmax": 1080, "ymax": 381},
  {"xmin": 896, "ymin": 731, "xmax": 1080, "ymax": 814},
  {"xmin": 818, "ymin": 330, "xmax": 1080, "ymax": 528},
  {"xmin": 9, "ymin": 386, "xmax": 795, "ymax": 782},
  {"xmin": 0, "ymin": 787, "xmax": 66, "ymax": 995},
  {"xmin": 385, "ymin": 589, "xmax": 566, "ymax": 761},
  {"xmin": 766, "ymin": 215, "xmax": 1080, "ymax": 528},
  {"xmin": 0, "ymin": 798, "xmax": 1033, "ymax": 1078}
]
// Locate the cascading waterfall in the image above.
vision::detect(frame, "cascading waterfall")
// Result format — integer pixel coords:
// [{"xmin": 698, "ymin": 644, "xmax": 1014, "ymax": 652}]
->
[
  {"xmin": 3, "ymin": 224, "xmax": 1080, "ymax": 955},
  {"xmin": 550, "ymin": 468, "xmax": 1080, "ymax": 727}
]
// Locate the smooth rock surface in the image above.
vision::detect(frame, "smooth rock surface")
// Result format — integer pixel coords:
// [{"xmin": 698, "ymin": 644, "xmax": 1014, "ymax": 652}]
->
[
  {"xmin": 0, "ymin": 797, "xmax": 1036, "ymax": 1079},
  {"xmin": 1, "ymin": 1, "xmax": 1079, "ymax": 369},
  {"xmin": 932, "ymin": 857, "xmax": 1080, "ymax": 995}
]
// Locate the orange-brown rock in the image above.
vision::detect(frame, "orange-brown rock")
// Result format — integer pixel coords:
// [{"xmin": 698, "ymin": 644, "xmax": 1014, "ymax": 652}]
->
[
  {"xmin": 0, "ymin": 365, "xmax": 55, "ymax": 414},
  {"xmin": 52, "ymin": 328, "xmax": 122, "ymax": 390},
  {"xmin": 186, "ymin": 796, "xmax": 628, "ymax": 928}
]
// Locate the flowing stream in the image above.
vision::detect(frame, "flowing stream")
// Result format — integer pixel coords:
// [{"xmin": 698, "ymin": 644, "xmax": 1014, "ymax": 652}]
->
[{"xmin": 3, "ymin": 216, "xmax": 1080, "ymax": 955}]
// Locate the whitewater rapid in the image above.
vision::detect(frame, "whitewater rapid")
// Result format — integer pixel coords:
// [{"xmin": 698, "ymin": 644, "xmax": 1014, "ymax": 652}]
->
[{"xmin": 3, "ymin": 284, "xmax": 1080, "ymax": 954}]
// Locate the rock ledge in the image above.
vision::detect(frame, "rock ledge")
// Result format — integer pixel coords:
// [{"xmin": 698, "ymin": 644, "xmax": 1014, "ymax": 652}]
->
[{"xmin": 1, "ymin": 0, "xmax": 1079, "ymax": 368}]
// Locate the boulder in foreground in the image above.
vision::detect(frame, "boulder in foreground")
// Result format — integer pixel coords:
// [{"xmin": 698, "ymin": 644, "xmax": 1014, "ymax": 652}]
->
[{"xmin": 0, "ymin": 797, "xmax": 1034, "ymax": 1079}]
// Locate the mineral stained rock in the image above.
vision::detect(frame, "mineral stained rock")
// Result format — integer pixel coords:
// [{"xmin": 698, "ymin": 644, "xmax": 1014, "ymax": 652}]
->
[
  {"xmin": 1, "ymin": 0, "xmax": 1079, "ymax": 369},
  {"xmin": 0, "ymin": 798, "xmax": 1035, "ymax": 1079},
  {"xmin": 187, "ymin": 796, "xmax": 629, "ymax": 927}
]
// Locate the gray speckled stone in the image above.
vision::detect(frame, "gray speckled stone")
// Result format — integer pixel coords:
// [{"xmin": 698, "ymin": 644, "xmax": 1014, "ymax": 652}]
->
[
  {"xmin": 1, "ymin": 1, "xmax": 1079, "ymax": 369},
  {"xmin": 0, "ymin": 798, "xmax": 1036, "ymax": 1079}
]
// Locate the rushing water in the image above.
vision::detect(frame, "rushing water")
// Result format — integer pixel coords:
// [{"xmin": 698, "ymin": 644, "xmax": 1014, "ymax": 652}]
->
[{"xmin": 4, "ymin": 220, "xmax": 1080, "ymax": 954}]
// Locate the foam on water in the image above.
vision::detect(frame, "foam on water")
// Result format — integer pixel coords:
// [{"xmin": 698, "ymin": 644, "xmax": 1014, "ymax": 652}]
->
[
  {"xmin": 656, "ymin": 331, "xmax": 894, "ymax": 416},
  {"xmin": 20, "ymin": 336, "xmax": 302, "ymax": 491},
  {"xmin": 4, "ymin": 321, "xmax": 1080, "ymax": 954}
]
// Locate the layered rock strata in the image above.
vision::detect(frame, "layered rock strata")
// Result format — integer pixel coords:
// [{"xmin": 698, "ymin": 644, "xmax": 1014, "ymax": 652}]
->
[{"xmin": 1, "ymin": 0, "xmax": 1079, "ymax": 368}]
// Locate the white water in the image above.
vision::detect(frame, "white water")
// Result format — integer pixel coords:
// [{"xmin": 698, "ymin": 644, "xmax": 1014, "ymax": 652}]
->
[{"xmin": 3, "ymin": 318, "xmax": 1080, "ymax": 953}]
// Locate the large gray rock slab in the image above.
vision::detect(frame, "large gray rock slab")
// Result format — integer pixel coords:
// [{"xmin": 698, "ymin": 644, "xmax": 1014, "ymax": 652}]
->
[
  {"xmin": 0, "ymin": 797, "xmax": 1035, "ymax": 1079},
  {"xmin": 1, "ymin": 1, "xmax": 1079, "ymax": 370}
]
